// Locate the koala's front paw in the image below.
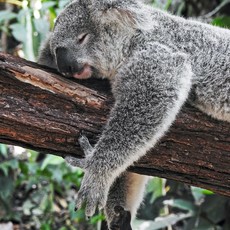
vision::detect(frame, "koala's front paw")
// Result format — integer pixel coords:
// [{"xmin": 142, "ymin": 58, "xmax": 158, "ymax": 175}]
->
[
  {"xmin": 78, "ymin": 134, "xmax": 93, "ymax": 155},
  {"xmin": 65, "ymin": 134, "xmax": 93, "ymax": 169},
  {"xmin": 65, "ymin": 156, "xmax": 86, "ymax": 168},
  {"xmin": 76, "ymin": 172, "xmax": 109, "ymax": 216},
  {"xmin": 71, "ymin": 134, "xmax": 110, "ymax": 216}
]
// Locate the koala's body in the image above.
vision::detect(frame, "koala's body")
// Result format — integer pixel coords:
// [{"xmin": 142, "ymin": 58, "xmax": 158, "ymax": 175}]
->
[{"xmin": 38, "ymin": 0, "xmax": 230, "ymax": 229}]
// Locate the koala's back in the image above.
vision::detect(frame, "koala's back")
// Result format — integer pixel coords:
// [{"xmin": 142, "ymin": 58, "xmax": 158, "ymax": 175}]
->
[{"xmin": 144, "ymin": 7, "xmax": 230, "ymax": 122}]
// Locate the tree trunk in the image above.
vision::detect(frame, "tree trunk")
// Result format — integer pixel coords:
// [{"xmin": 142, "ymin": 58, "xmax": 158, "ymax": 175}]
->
[{"xmin": 0, "ymin": 52, "xmax": 229, "ymax": 197}]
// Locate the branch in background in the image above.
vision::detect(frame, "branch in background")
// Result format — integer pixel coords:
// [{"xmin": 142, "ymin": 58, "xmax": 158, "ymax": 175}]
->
[
  {"xmin": 0, "ymin": 3, "xmax": 13, "ymax": 52},
  {"xmin": 203, "ymin": 0, "xmax": 230, "ymax": 18},
  {"xmin": 0, "ymin": 52, "xmax": 230, "ymax": 197}
]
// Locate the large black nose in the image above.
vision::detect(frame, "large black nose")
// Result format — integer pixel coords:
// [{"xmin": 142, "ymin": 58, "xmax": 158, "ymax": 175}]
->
[{"xmin": 55, "ymin": 47, "xmax": 84, "ymax": 76}]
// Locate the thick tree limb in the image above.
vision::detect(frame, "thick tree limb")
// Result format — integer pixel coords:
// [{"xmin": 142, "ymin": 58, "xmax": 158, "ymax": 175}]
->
[{"xmin": 0, "ymin": 52, "xmax": 229, "ymax": 196}]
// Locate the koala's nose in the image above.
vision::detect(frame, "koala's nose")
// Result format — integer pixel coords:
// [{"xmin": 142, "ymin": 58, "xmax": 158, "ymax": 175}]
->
[{"xmin": 55, "ymin": 47, "xmax": 84, "ymax": 76}]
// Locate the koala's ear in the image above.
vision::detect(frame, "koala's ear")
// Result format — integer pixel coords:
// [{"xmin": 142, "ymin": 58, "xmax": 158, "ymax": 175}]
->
[
  {"xmin": 89, "ymin": 1, "xmax": 137, "ymax": 28},
  {"xmin": 37, "ymin": 33, "xmax": 57, "ymax": 69},
  {"xmin": 104, "ymin": 8, "xmax": 136, "ymax": 27}
]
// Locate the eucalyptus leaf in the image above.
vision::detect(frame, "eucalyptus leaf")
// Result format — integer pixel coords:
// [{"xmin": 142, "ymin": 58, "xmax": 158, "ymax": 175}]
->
[
  {"xmin": 41, "ymin": 222, "xmax": 51, "ymax": 230},
  {"xmin": 0, "ymin": 10, "xmax": 17, "ymax": 23},
  {"xmin": 146, "ymin": 177, "xmax": 164, "ymax": 203},
  {"xmin": 0, "ymin": 164, "xmax": 9, "ymax": 176},
  {"xmin": 7, "ymin": 159, "xmax": 19, "ymax": 170},
  {"xmin": 0, "ymin": 160, "xmax": 19, "ymax": 176},
  {"xmin": 34, "ymin": 18, "xmax": 50, "ymax": 35},
  {"xmin": 0, "ymin": 174, "xmax": 14, "ymax": 200},
  {"xmin": 0, "ymin": 144, "xmax": 8, "ymax": 158},
  {"xmin": 51, "ymin": 167, "xmax": 64, "ymax": 183},
  {"xmin": 191, "ymin": 186, "xmax": 213, "ymax": 204},
  {"xmin": 23, "ymin": 200, "xmax": 34, "ymax": 215},
  {"xmin": 34, "ymin": 18, "xmax": 50, "ymax": 41},
  {"xmin": 164, "ymin": 199, "xmax": 196, "ymax": 213},
  {"xmin": 212, "ymin": 16, "xmax": 230, "ymax": 28},
  {"xmin": 58, "ymin": 0, "xmax": 70, "ymax": 9},
  {"xmin": 41, "ymin": 155, "xmax": 65, "ymax": 170},
  {"xmin": 9, "ymin": 23, "xmax": 27, "ymax": 43},
  {"xmin": 41, "ymin": 1, "xmax": 57, "ymax": 10},
  {"xmin": 133, "ymin": 212, "xmax": 193, "ymax": 230}
]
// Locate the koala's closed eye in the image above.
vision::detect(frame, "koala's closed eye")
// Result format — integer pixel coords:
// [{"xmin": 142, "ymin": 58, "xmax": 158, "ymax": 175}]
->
[{"xmin": 77, "ymin": 33, "xmax": 89, "ymax": 44}]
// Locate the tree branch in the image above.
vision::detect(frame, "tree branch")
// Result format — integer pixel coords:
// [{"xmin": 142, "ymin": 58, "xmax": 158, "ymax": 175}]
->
[{"xmin": 0, "ymin": 52, "xmax": 229, "ymax": 196}]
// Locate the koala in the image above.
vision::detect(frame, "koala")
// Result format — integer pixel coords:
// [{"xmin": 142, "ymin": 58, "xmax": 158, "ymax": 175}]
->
[{"xmin": 38, "ymin": 0, "xmax": 230, "ymax": 229}]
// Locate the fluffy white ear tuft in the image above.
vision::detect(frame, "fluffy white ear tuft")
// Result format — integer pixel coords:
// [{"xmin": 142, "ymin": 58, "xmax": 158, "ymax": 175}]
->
[
  {"xmin": 108, "ymin": 8, "xmax": 137, "ymax": 27},
  {"xmin": 92, "ymin": 6, "xmax": 137, "ymax": 29},
  {"xmin": 87, "ymin": 1, "xmax": 154, "ymax": 30}
]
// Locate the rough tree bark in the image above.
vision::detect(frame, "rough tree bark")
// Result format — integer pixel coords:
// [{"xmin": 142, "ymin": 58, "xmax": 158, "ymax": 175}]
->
[{"xmin": 0, "ymin": 52, "xmax": 229, "ymax": 197}]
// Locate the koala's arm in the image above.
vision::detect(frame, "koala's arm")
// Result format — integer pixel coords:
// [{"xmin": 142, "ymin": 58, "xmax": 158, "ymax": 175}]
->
[
  {"xmin": 68, "ymin": 42, "xmax": 193, "ymax": 216},
  {"xmin": 37, "ymin": 34, "xmax": 57, "ymax": 69}
]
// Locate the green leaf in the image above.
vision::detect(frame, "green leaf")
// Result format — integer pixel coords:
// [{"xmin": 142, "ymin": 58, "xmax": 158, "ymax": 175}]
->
[
  {"xmin": 58, "ymin": 0, "xmax": 69, "ymax": 9},
  {"xmin": 133, "ymin": 212, "xmax": 194, "ymax": 230},
  {"xmin": 0, "ymin": 25, "xmax": 9, "ymax": 34},
  {"xmin": 0, "ymin": 10, "xmax": 17, "ymax": 23},
  {"xmin": 212, "ymin": 16, "xmax": 230, "ymax": 28},
  {"xmin": 41, "ymin": 223, "xmax": 51, "ymax": 230},
  {"xmin": 19, "ymin": 161, "xmax": 29, "ymax": 175},
  {"xmin": 191, "ymin": 186, "xmax": 213, "ymax": 203},
  {"xmin": 9, "ymin": 23, "xmax": 27, "ymax": 42},
  {"xmin": 0, "ymin": 174, "xmax": 14, "ymax": 200},
  {"xmin": 90, "ymin": 212, "xmax": 105, "ymax": 224},
  {"xmin": 7, "ymin": 159, "xmax": 19, "ymax": 170},
  {"xmin": 34, "ymin": 18, "xmax": 50, "ymax": 37},
  {"xmin": 27, "ymin": 150, "xmax": 39, "ymax": 162},
  {"xmin": 0, "ymin": 144, "xmax": 8, "ymax": 157},
  {"xmin": 59, "ymin": 227, "xmax": 68, "ymax": 230},
  {"xmin": 27, "ymin": 162, "xmax": 38, "ymax": 174},
  {"xmin": 0, "ymin": 164, "xmax": 9, "ymax": 176},
  {"xmin": 69, "ymin": 201, "xmax": 85, "ymax": 221},
  {"xmin": 51, "ymin": 167, "xmax": 64, "ymax": 183},
  {"xmin": 146, "ymin": 177, "xmax": 164, "ymax": 203},
  {"xmin": 41, "ymin": 155, "xmax": 65, "ymax": 170},
  {"xmin": 0, "ymin": 160, "xmax": 18, "ymax": 176},
  {"xmin": 23, "ymin": 200, "xmax": 34, "ymax": 215},
  {"xmin": 201, "ymin": 189, "xmax": 214, "ymax": 195},
  {"xmin": 41, "ymin": 1, "xmax": 57, "ymax": 10},
  {"xmin": 164, "ymin": 199, "xmax": 196, "ymax": 213},
  {"xmin": 16, "ymin": 8, "xmax": 28, "ymax": 22},
  {"xmin": 164, "ymin": 0, "xmax": 172, "ymax": 10}
]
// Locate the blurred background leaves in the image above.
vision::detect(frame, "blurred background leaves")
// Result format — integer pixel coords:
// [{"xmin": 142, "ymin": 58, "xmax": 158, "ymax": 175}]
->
[{"xmin": 0, "ymin": 0, "xmax": 230, "ymax": 229}]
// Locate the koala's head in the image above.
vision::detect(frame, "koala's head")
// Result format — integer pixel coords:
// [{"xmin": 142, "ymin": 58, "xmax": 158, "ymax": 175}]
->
[
  {"xmin": 49, "ymin": 1, "xmax": 98, "ymax": 79},
  {"xmin": 49, "ymin": 0, "xmax": 141, "ymax": 79}
]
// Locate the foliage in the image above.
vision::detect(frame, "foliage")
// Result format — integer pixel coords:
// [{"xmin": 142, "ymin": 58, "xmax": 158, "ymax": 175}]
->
[
  {"xmin": 0, "ymin": 0, "xmax": 69, "ymax": 60},
  {"xmin": 212, "ymin": 16, "xmax": 230, "ymax": 28},
  {"xmin": 1, "ymin": 0, "xmax": 230, "ymax": 229},
  {"xmin": 0, "ymin": 145, "xmax": 104, "ymax": 229},
  {"xmin": 135, "ymin": 179, "xmax": 230, "ymax": 229}
]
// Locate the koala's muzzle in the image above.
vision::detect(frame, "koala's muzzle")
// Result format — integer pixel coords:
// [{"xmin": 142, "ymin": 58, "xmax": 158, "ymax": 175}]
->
[{"xmin": 55, "ymin": 47, "xmax": 92, "ymax": 79}]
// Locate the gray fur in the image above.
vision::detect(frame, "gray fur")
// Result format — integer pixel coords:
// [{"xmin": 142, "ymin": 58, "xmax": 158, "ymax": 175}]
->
[{"xmin": 38, "ymin": 0, "xmax": 230, "ymax": 228}]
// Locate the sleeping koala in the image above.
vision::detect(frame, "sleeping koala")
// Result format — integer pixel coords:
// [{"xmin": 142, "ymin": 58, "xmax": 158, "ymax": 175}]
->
[{"xmin": 38, "ymin": 0, "xmax": 230, "ymax": 229}]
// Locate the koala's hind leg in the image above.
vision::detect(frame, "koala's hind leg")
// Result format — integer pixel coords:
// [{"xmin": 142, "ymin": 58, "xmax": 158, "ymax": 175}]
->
[{"xmin": 105, "ymin": 172, "xmax": 148, "ymax": 230}]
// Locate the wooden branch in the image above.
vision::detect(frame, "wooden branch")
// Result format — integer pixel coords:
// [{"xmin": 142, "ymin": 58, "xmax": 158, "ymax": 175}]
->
[{"xmin": 0, "ymin": 52, "xmax": 229, "ymax": 197}]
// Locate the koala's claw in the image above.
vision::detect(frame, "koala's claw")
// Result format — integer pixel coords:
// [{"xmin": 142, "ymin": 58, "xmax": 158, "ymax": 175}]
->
[
  {"xmin": 110, "ymin": 206, "xmax": 132, "ymax": 230},
  {"xmin": 65, "ymin": 134, "xmax": 93, "ymax": 169},
  {"xmin": 78, "ymin": 134, "xmax": 93, "ymax": 156},
  {"xmin": 75, "ymin": 172, "xmax": 108, "ymax": 217},
  {"xmin": 76, "ymin": 189, "xmax": 107, "ymax": 216}
]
